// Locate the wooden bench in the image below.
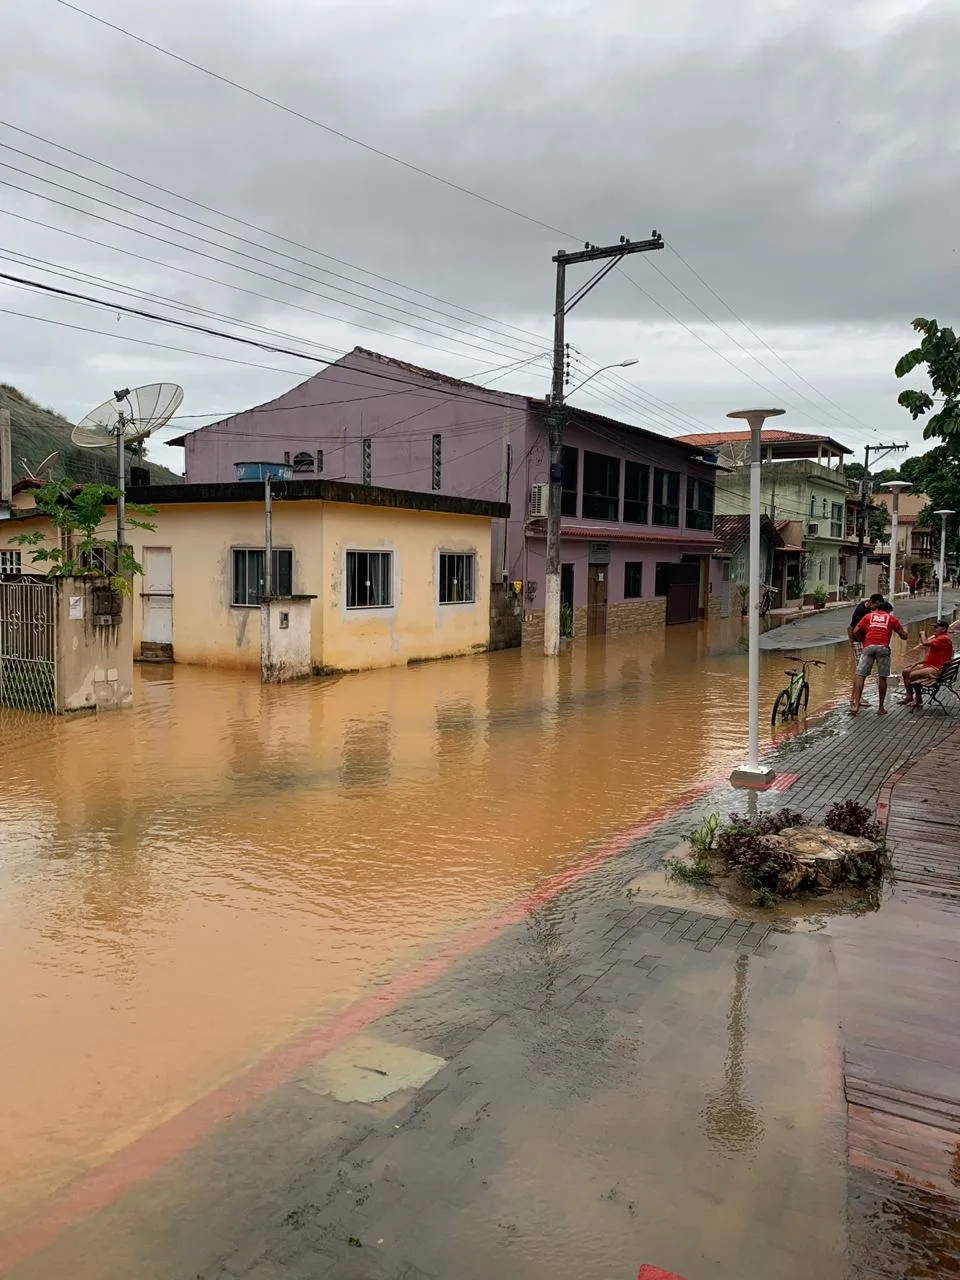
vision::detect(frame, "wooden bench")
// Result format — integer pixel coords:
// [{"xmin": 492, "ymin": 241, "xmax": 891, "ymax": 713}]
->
[{"xmin": 915, "ymin": 655, "xmax": 960, "ymax": 713}]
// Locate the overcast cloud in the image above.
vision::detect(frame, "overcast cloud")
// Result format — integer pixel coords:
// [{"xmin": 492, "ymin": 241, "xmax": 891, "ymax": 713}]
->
[{"xmin": 3, "ymin": 0, "xmax": 957, "ymax": 473}]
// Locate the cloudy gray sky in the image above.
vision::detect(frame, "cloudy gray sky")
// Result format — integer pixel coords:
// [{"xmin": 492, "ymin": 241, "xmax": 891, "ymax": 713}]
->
[{"xmin": 3, "ymin": 0, "xmax": 956, "ymax": 473}]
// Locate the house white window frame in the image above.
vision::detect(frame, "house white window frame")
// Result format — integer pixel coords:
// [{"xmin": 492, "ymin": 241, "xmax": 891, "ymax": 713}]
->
[
  {"xmin": 438, "ymin": 551, "xmax": 476, "ymax": 605},
  {"xmin": 346, "ymin": 548, "xmax": 394, "ymax": 610},
  {"xmin": 231, "ymin": 546, "xmax": 294, "ymax": 607},
  {"xmin": 0, "ymin": 549, "xmax": 22, "ymax": 574}
]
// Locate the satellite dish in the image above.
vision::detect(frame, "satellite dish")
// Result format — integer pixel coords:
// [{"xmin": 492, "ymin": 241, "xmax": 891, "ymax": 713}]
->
[
  {"xmin": 70, "ymin": 382, "xmax": 184, "ymax": 547},
  {"xmin": 71, "ymin": 382, "xmax": 184, "ymax": 449}
]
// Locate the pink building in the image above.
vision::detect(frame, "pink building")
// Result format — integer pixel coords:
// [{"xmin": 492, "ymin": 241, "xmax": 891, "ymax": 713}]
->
[{"xmin": 170, "ymin": 348, "xmax": 722, "ymax": 643}]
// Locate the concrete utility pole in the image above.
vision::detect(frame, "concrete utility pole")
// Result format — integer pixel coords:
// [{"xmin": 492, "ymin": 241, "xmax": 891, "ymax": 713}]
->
[
  {"xmin": 854, "ymin": 442, "xmax": 908, "ymax": 591},
  {"xmin": 727, "ymin": 407, "xmax": 784, "ymax": 790},
  {"xmin": 882, "ymin": 480, "xmax": 911, "ymax": 598},
  {"xmin": 935, "ymin": 509, "xmax": 954, "ymax": 619},
  {"xmin": 543, "ymin": 233, "xmax": 664, "ymax": 656}
]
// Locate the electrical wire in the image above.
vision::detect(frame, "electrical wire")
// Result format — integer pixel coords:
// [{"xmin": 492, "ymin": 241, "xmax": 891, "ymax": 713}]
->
[
  {"xmin": 0, "ymin": 172, "xmax": 540, "ymax": 364},
  {"xmin": 642, "ymin": 252, "xmax": 876, "ymax": 436},
  {"xmin": 55, "ymin": 0, "xmax": 580, "ymax": 243},
  {"xmin": 665, "ymin": 242, "xmax": 877, "ymax": 435},
  {"xmin": 0, "ymin": 131, "xmax": 549, "ymax": 357}
]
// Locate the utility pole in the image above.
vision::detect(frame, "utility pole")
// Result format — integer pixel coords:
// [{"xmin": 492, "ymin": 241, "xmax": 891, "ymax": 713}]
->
[
  {"xmin": 544, "ymin": 232, "xmax": 664, "ymax": 655},
  {"xmin": 854, "ymin": 442, "xmax": 908, "ymax": 592}
]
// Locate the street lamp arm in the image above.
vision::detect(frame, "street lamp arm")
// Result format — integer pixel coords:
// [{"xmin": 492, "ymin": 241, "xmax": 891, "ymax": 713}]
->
[{"xmin": 564, "ymin": 360, "xmax": 638, "ymax": 400}]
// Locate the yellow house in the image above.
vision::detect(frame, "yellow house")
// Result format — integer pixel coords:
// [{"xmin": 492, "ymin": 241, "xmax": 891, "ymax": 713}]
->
[{"xmin": 1, "ymin": 479, "xmax": 507, "ymax": 673}]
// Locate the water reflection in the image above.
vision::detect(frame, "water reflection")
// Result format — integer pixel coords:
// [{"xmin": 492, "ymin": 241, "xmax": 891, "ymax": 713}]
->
[
  {"xmin": 0, "ymin": 620, "xmax": 906, "ymax": 1224},
  {"xmin": 702, "ymin": 954, "xmax": 765, "ymax": 1154}
]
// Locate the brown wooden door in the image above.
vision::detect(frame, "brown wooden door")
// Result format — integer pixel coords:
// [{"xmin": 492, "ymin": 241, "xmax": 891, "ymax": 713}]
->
[
  {"xmin": 665, "ymin": 561, "xmax": 701, "ymax": 625},
  {"xmin": 587, "ymin": 564, "xmax": 608, "ymax": 636}
]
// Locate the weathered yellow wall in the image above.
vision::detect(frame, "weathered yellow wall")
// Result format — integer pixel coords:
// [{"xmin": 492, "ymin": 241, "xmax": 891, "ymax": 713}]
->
[{"xmin": 0, "ymin": 500, "xmax": 492, "ymax": 672}]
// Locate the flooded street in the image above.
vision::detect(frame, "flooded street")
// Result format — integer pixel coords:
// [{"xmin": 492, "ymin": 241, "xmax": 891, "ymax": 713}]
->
[{"xmin": 0, "ymin": 618, "xmax": 920, "ymax": 1228}]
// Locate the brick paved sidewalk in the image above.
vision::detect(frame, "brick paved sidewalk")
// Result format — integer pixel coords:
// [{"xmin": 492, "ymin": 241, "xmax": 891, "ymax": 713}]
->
[{"xmin": 5, "ymin": 702, "xmax": 959, "ymax": 1280}]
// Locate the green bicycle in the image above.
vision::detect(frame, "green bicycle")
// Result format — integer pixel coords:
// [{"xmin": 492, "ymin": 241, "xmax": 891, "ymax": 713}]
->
[{"xmin": 771, "ymin": 656, "xmax": 825, "ymax": 725}]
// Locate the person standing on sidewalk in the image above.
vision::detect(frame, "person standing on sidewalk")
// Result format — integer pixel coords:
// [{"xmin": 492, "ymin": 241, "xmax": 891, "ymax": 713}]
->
[
  {"xmin": 850, "ymin": 596, "xmax": 908, "ymax": 715},
  {"xmin": 847, "ymin": 592, "xmax": 890, "ymax": 708}
]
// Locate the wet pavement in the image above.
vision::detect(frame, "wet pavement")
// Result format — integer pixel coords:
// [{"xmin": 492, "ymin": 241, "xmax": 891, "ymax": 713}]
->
[
  {"xmin": 760, "ymin": 590, "xmax": 959, "ymax": 651},
  {"xmin": 2, "ymin": 640, "xmax": 960, "ymax": 1278}
]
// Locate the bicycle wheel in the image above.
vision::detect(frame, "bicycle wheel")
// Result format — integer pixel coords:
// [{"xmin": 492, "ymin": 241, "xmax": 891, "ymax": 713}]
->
[
  {"xmin": 798, "ymin": 681, "xmax": 810, "ymax": 717},
  {"xmin": 772, "ymin": 689, "xmax": 792, "ymax": 725}
]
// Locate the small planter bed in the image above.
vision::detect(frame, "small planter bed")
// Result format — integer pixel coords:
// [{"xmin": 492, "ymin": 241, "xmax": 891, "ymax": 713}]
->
[{"xmin": 665, "ymin": 801, "xmax": 889, "ymax": 909}]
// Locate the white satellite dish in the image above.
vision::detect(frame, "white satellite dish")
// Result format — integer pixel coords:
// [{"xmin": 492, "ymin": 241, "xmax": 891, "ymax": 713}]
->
[
  {"xmin": 71, "ymin": 383, "xmax": 184, "ymax": 545},
  {"xmin": 71, "ymin": 382, "xmax": 184, "ymax": 449}
]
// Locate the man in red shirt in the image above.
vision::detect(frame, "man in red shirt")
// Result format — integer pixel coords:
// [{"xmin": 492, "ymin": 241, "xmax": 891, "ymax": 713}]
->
[
  {"xmin": 851, "ymin": 596, "xmax": 909, "ymax": 714},
  {"xmin": 899, "ymin": 620, "xmax": 955, "ymax": 706}
]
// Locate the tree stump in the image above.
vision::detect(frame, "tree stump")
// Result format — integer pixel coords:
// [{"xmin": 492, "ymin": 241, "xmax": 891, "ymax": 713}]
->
[{"xmin": 758, "ymin": 826, "xmax": 880, "ymax": 895}]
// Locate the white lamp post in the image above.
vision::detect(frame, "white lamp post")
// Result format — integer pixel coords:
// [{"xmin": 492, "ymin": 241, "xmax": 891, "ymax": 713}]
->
[
  {"xmin": 727, "ymin": 407, "xmax": 784, "ymax": 789},
  {"xmin": 564, "ymin": 359, "xmax": 638, "ymax": 399},
  {"xmin": 935, "ymin": 509, "xmax": 954, "ymax": 619},
  {"xmin": 881, "ymin": 481, "xmax": 910, "ymax": 598}
]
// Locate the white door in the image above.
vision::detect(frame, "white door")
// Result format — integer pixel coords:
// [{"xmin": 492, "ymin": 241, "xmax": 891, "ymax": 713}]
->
[{"xmin": 141, "ymin": 547, "xmax": 173, "ymax": 654}]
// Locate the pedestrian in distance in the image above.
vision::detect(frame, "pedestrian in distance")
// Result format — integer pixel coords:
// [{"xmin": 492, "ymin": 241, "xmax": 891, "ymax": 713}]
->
[
  {"xmin": 847, "ymin": 592, "xmax": 890, "ymax": 708},
  {"xmin": 908, "ymin": 573, "xmax": 918, "ymax": 598},
  {"xmin": 899, "ymin": 620, "xmax": 955, "ymax": 707},
  {"xmin": 850, "ymin": 594, "xmax": 908, "ymax": 715}
]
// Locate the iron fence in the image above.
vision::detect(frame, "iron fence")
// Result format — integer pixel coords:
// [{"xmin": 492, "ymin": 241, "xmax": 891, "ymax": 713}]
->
[{"xmin": 0, "ymin": 576, "xmax": 56, "ymax": 712}]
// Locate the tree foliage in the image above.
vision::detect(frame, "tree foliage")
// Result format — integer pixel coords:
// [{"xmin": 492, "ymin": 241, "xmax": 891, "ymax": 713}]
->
[
  {"xmin": 10, "ymin": 480, "xmax": 156, "ymax": 594},
  {"xmin": 895, "ymin": 318, "xmax": 960, "ymax": 446}
]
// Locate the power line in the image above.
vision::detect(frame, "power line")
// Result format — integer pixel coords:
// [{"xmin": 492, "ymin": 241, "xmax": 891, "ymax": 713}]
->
[
  {"xmin": 0, "ymin": 126, "xmax": 551, "ymax": 355},
  {"xmin": 0, "ymin": 305, "xmax": 307, "ymax": 373},
  {"xmin": 55, "ymin": 0, "xmax": 579, "ymax": 243},
  {"xmin": 0, "ymin": 267, "xmax": 344, "ymax": 361},
  {"xmin": 641, "ymin": 252, "xmax": 875, "ymax": 437},
  {"xmin": 665, "ymin": 241, "xmax": 877, "ymax": 435},
  {"xmin": 0, "ymin": 168, "xmax": 540, "ymax": 365}
]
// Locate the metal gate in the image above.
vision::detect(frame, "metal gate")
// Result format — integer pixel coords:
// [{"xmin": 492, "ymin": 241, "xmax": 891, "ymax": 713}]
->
[{"xmin": 0, "ymin": 577, "xmax": 57, "ymax": 712}]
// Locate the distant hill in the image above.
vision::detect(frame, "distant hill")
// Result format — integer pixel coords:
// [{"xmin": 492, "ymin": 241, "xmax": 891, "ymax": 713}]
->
[{"xmin": 1, "ymin": 384, "xmax": 184, "ymax": 487}]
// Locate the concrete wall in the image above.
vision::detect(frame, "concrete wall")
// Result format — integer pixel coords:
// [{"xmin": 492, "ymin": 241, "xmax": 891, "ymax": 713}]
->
[
  {"xmin": 261, "ymin": 597, "xmax": 312, "ymax": 681},
  {"xmin": 56, "ymin": 576, "xmax": 134, "ymax": 712}
]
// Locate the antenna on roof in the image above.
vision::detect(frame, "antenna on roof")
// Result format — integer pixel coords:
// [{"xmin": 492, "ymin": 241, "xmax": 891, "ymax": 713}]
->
[{"xmin": 71, "ymin": 383, "xmax": 183, "ymax": 545}]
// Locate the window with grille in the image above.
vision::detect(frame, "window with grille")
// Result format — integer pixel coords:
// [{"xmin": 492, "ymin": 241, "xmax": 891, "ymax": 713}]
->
[
  {"xmin": 346, "ymin": 550, "xmax": 392, "ymax": 608},
  {"xmin": 652, "ymin": 469, "xmax": 680, "ymax": 527},
  {"xmin": 561, "ymin": 446, "xmax": 578, "ymax": 516},
  {"xmin": 0, "ymin": 550, "xmax": 21, "ymax": 574},
  {"xmin": 292, "ymin": 451, "xmax": 314, "ymax": 473},
  {"xmin": 624, "ymin": 561, "xmax": 643, "ymax": 598},
  {"xmin": 685, "ymin": 477, "xmax": 714, "ymax": 530},
  {"xmin": 623, "ymin": 461, "xmax": 649, "ymax": 524},
  {"xmin": 362, "ymin": 438, "xmax": 372, "ymax": 486},
  {"xmin": 581, "ymin": 451, "xmax": 619, "ymax": 521},
  {"xmin": 432, "ymin": 435, "xmax": 442, "ymax": 490},
  {"xmin": 439, "ymin": 552, "xmax": 475, "ymax": 604},
  {"xmin": 231, "ymin": 548, "xmax": 293, "ymax": 606}
]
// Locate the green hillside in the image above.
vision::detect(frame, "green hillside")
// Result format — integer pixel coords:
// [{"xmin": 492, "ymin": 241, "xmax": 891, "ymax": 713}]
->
[{"xmin": 1, "ymin": 384, "xmax": 184, "ymax": 487}]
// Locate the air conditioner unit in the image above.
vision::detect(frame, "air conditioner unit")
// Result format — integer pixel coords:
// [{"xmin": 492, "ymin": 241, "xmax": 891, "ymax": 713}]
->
[
  {"xmin": 807, "ymin": 522, "xmax": 819, "ymax": 536},
  {"xmin": 529, "ymin": 483, "xmax": 549, "ymax": 518}
]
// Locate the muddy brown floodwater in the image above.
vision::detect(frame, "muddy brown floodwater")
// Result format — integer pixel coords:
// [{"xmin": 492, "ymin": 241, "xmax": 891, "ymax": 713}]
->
[{"xmin": 0, "ymin": 618, "xmax": 923, "ymax": 1228}]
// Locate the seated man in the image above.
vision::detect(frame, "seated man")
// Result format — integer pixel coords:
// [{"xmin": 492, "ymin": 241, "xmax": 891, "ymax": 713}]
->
[{"xmin": 900, "ymin": 620, "xmax": 955, "ymax": 706}]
